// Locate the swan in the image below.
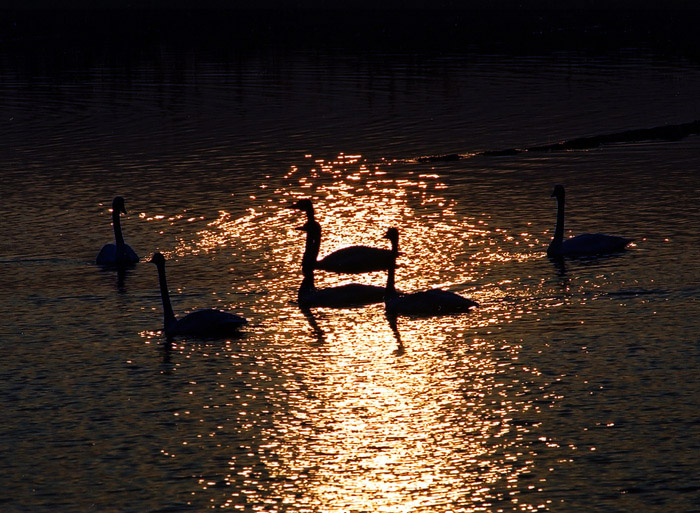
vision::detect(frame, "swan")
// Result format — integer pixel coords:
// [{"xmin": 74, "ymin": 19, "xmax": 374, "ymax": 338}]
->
[
  {"xmin": 150, "ymin": 252, "xmax": 247, "ymax": 339},
  {"xmin": 547, "ymin": 184, "xmax": 633, "ymax": 258},
  {"xmin": 383, "ymin": 227, "xmax": 478, "ymax": 316},
  {"xmin": 295, "ymin": 220, "xmax": 386, "ymax": 308},
  {"xmin": 290, "ymin": 199, "xmax": 394, "ymax": 273},
  {"xmin": 96, "ymin": 196, "xmax": 139, "ymax": 266}
]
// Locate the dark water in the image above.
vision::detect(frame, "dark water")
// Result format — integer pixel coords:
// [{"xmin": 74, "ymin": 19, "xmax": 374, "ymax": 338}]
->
[{"xmin": 1, "ymin": 11, "xmax": 700, "ymax": 512}]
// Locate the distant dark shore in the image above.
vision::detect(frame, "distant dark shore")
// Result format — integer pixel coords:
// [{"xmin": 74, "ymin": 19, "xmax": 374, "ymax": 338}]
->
[{"xmin": 2, "ymin": 4, "xmax": 700, "ymax": 60}]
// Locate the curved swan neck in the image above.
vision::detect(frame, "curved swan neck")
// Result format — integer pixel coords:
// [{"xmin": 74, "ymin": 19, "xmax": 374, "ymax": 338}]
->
[
  {"xmin": 112, "ymin": 207, "xmax": 125, "ymax": 247},
  {"xmin": 155, "ymin": 260, "xmax": 177, "ymax": 331},
  {"xmin": 553, "ymin": 191, "xmax": 565, "ymax": 245},
  {"xmin": 385, "ymin": 231, "xmax": 399, "ymax": 299},
  {"xmin": 301, "ymin": 221, "xmax": 322, "ymax": 275},
  {"xmin": 386, "ymin": 260, "xmax": 398, "ymax": 298}
]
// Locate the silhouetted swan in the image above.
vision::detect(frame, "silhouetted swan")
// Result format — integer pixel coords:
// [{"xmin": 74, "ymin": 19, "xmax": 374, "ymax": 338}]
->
[
  {"xmin": 296, "ymin": 220, "xmax": 386, "ymax": 308},
  {"xmin": 96, "ymin": 196, "xmax": 139, "ymax": 266},
  {"xmin": 290, "ymin": 199, "xmax": 393, "ymax": 274},
  {"xmin": 547, "ymin": 184, "xmax": 633, "ymax": 258},
  {"xmin": 150, "ymin": 252, "xmax": 247, "ymax": 339},
  {"xmin": 383, "ymin": 228, "xmax": 478, "ymax": 316}
]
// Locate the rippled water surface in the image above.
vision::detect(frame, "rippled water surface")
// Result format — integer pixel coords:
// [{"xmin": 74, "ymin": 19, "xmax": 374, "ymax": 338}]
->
[{"xmin": 1, "ymin": 36, "xmax": 700, "ymax": 513}]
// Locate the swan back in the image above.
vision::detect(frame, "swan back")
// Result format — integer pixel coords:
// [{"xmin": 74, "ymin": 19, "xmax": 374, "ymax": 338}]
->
[
  {"xmin": 316, "ymin": 246, "xmax": 394, "ymax": 274},
  {"xmin": 170, "ymin": 309, "xmax": 247, "ymax": 338},
  {"xmin": 555, "ymin": 233, "xmax": 633, "ymax": 258},
  {"xmin": 299, "ymin": 280, "xmax": 386, "ymax": 308},
  {"xmin": 316, "ymin": 225, "xmax": 396, "ymax": 274},
  {"xmin": 385, "ymin": 289, "xmax": 478, "ymax": 317}
]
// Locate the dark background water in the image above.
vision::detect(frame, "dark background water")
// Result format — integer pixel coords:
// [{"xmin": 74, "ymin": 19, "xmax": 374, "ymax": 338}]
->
[{"xmin": 1, "ymin": 6, "xmax": 699, "ymax": 513}]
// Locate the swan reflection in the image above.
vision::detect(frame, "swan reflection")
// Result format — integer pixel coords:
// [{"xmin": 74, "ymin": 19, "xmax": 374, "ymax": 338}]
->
[
  {"xmin": 384, "ymin": 312, "xmax": 405, "ymax": 356},
  {"xmin": 300, "ymin": 306, "xmax": 326, "ymax": 345}
]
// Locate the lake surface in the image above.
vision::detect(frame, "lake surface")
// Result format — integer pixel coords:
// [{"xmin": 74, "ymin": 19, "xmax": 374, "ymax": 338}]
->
[{"xmin": 1, "ymin": 12, "xmax": 699, "ymax": 512}]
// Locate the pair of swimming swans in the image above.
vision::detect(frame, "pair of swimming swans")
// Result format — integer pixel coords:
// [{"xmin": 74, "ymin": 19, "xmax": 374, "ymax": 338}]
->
[
  {"xmin": 97, "ymin": 196, "xmax": 247, "ymax": 339},
  {"xmin": 292, "ymin": 200, "xmax": 477, "ymax": 315}
]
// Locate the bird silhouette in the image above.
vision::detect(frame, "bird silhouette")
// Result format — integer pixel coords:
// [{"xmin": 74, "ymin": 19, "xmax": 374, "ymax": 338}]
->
[
  {"xmin": 150, "ymin": 252, "xmax": 247, "ymax": 339},
  {"xmin": 547, "ymin": 184, "xmax": 632, "ymax": 258},
  {"xmin": 96, "ymin": 196, "xmax": 139, "ymax": 267},
  {"xmin": 383, "ymin": 228, "xmax": 477, "ymax": 316},
  {"xmin": 289, "ymin": 199, "xmax": 393, "ymax": 273},
  {"xmin": 295, "ymin": 220, "xmax": 386, "ymax": 308}
]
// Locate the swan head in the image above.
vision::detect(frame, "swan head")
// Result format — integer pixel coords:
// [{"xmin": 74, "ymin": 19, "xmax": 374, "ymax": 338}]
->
[
  {"xmin": 289, "ymin": 199, "xmax": 314, "ymax": 215},
  {"xmin": 149, "ymin": 251, "xmax": 166, "ymax": 267},
  {"xmin": 112, "ymin": 196, "xmax": 127, "ymax": 215},
  {"xmin": 384, "ymin": 227, "xmax": 399, "ymax": 243},
  {"xmin": 551, "ymin": 184, "xmax": 565, "ymax": 199}
]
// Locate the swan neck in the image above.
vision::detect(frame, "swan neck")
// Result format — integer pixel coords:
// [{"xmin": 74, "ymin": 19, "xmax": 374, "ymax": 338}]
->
[
  {"xmin": 155, "ymin": 261, "xmax": 177, "ymax": 332},
  {"xmin": 299, "ymin": 271, "xmax": 316, "ymax": 295},
  {"xmin": 386, "ymin": 266, "xmax": 396, "ymax": 296},
  {"xmin": 301, "ymin": 222, "xmax": 321, "ymax": 274},
  {"xmin": 385, "ymin": 234, "xmax": 399, "ymax": 299},
  {"xmin": 385, "ymin": 258, "xmax": 398, "ymax": 299},
  {"xmin": 553, "ymin": 194, "xmax": 565, "ymax": 244},
  {"xmin": 113, "ymin": 208, "xmax": 125, "ymax": 247}
]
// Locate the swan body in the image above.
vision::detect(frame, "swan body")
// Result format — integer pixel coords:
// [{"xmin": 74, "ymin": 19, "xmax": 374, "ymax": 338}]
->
[
  {"xmin": 316, "ymin": 246, "xmax": 394, "ymax": 274},
  {"xmin": 547, "ymin": 184, "xmax": 632, "ymax": 258},
  {"xmin": 298, "ymin": 277, "xmax": 386, "ymax": 308},
  {"xmin": 150, "ymin": 252, "xmax": 247, "ymax": 339},
  {"xmin": 96, "ymin": 196, "xmax": 139, "ymax": 266},
  {"xmin": 290, "ymin": 199, "xmax": 393, "ymax": 274},
  {"xmin": 296, "ymin": 220, "xmax": 386, "ymax": 308},
  {"xmin": 383, "ymin": 228, "xmax": 478, "ymax": 316}
]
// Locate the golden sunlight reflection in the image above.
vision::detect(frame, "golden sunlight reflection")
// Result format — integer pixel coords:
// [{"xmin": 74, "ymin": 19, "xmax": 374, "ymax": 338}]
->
[
  {"xmin": 247, "ymin": 308, "xmax": 543, "ymax": 512},
  {"xmin": 143, "ymin": 153, "xmax": 568, "ymax": 511}
]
